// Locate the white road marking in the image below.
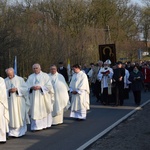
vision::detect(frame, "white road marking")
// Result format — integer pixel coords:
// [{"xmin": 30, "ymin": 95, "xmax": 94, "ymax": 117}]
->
[{"xmin": 76, "ymin": 99, "xmax": 150, "ymax": 150}]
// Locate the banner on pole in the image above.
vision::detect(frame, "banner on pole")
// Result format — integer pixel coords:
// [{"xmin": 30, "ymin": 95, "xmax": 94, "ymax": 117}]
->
[
  {"xmin": 14, "ymin": 56, "xmax": 17, "ymax": 75},
  {"xmin": 99, "ymin": 44, "xmax": 116, "ymax": 65}
]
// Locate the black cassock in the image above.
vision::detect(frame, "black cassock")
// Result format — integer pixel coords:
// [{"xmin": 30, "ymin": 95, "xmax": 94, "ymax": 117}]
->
[
  {"xmin": 58, "ymin": 67, "xmax": 68, "ymax": 82},
  {"xmin": 112, "ymin": 68, "xmax": 125, "ymax": 106},
  {"xmin": 129, "ymin": 70, "xmax": 144, "ymax": 105}
]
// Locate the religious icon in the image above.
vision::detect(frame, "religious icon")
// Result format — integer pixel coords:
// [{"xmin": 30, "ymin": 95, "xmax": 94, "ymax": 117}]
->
[{"xmin": 99, "ymin": 44, "xmax": 116, "ymax": 65}]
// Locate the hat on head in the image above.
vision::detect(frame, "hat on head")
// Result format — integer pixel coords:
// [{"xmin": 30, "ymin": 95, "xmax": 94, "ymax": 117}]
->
[
  {"xmin": 104, "ymin": 61, "xmax": 108, "ymax": 65},
  {"xmin": 104, "ymin": 59, "xmax": 111, "ymax": 65}
]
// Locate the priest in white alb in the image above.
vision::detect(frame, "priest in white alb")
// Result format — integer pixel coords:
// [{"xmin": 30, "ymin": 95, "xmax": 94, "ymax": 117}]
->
[
  {"xmin": 0, "ymin": 77, "xmax": 9, "ymax": 143},
  {"xmin": 26, "ymin": 64, "xmax": 54, "ymax": 131},
  {"xmin": 69, "ymin": 64, "xmax": 90, "ymax": 120},
  {"xmin": 5, "ymin": 68, "xmax": 30, "ymax": 137},
  {"xmin": 48, "ymin": 65, "xmax": 70, "ymax": 125},
  {"xmin": 97, "ymin": 60, "xmax": 113, "ymax": 105}
]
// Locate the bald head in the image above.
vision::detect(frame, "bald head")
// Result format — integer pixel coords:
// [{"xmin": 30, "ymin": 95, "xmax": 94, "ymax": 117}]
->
[
  {"xmin": 32, "ymin": 63, "xmax": 41, "ymax": 74},
  {"xmin": 5, "ymin": 68, "xmax": 15, "ymax": 79},
  {"xmin": 32, "ymin": 63, "xmax": 41, "ymax": 69}
]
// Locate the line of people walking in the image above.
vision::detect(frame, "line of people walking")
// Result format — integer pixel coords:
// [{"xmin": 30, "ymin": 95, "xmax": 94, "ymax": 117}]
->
[
  {"xmin": 1, "ymin": 60, "xmax": 149, "ymax": 143},
  {"xmin": 87, "ymin": 60, "xmax": 147, "ymax": 106},
  {"xmin": 0, "ymin": 63, "xmax": 90, "ymax": 143}
]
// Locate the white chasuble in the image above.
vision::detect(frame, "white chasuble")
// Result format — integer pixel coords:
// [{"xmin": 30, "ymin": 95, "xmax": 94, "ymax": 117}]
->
[
  {"xmin": 26, "ymin": 71, "xmax": 54, "ymax": 130},
  {"xmin": 0, "ymin": 77, "xmax": 9, "ymax": 141},
  {"xmin": 49, "ymin": 72, "xmax": 70, "ymax": 125},
  {"xmin": 69, "ymin": 71, "xmax": 90, "ymax": 119},
  {"xmin": 5, "ymin": 75, "xmax": 30, "ymax": 137}
]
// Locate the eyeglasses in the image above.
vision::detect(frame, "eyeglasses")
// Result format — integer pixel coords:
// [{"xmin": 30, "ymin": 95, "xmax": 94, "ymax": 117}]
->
[{"xmin": 33, "ymin": 68, "xmax": 39, "ymax": 69}]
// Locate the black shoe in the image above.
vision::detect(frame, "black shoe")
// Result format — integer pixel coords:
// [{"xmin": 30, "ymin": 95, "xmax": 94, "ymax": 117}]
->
[
  {"xmin": 112, "ymin": 104, "xmax": 118, "ymax": 107},
  {"xmin": 0, "ymin": 141, "xmax": 6, "ymax": 144},
  {"xmin": 135, "ymin": 103, "xmax": 140, "ymax": 106},
  {"xmin": 76, "ymin": 118, "xmax": 85, "ymax": 121},
  {"xmin": 7, "ymin": 136, "xmax": 15, "ymax": 140},
  {"xmin": 103, "ymin": 102, "xmax": 106, "ymax": 105}
]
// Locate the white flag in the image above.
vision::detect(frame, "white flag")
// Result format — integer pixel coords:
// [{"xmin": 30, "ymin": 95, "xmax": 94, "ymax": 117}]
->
[{"xmin": 14, "ymin": 56, "xmax": 17, "ymax": 75}]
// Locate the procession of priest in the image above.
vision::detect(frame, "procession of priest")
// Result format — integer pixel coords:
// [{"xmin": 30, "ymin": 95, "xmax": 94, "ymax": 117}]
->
[{"xmin": 1, "ymin": 59, "xmax": 150, "ymax": 143}]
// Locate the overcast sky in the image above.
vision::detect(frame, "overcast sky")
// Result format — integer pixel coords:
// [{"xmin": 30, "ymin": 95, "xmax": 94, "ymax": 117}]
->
[
  {"xmin": 131, "ymin": 0, "xmax": 143, "ymax": 6},
  {"xmin": 8, "ymin": 0, "xmax": 144, "ymax": 6}
]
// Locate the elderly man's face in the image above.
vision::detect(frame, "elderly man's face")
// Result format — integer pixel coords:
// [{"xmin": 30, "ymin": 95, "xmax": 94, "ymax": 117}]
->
[
  {"xmin": 98, "ymin": 62, "xmax": 103, "ymax": 67},
  {"xmin": 7, "ymin": 71, "xmax": 14, "ymax": 79},
  {"xmin": 33, "ymin": 65, "xmax": 41, "ymax": 74},
  {"xmin": 50, "ymin": 66, "xmax": 57, "ymax": 74}
]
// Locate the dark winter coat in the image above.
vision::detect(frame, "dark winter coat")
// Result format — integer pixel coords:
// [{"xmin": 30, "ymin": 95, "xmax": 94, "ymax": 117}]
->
[{"xmin": 129, "ymin": 71, "xmax": 144, "ymax": 91}]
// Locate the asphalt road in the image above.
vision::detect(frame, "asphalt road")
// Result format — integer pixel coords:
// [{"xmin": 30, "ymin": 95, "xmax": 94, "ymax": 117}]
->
[{"xmin": 1, "ymin": 91, "xmax": 149, "ymax": 150}]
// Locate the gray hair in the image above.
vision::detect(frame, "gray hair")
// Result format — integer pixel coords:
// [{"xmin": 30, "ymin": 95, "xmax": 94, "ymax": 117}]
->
[
  {"xmin": 50, "ymin": 64, "xmax": 57, "ymax": 70},
  {"xmin": 97, "ymin": 60, "xmax": 103, "ymax": 64},
  {"xmin": 32, "ymin": 63, "xmax": 41, "ymax": 69},
  {"xmin": 5, "ymin": 67, "xmax": 14, "ymax": 73}
]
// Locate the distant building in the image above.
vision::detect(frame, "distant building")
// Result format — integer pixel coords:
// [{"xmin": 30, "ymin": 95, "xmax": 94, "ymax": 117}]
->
[
  {"xmin": 137, "ymin": 41, "xmax": 150, "ymax": 56},
  {"xmin": 142, "ymin": 52, "xmax": 149, "ymax": 56}
]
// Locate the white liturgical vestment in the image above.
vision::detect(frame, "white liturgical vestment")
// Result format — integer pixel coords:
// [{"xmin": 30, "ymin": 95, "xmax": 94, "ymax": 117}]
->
[
  {"xmin": 69, "ymin": 71, "xmax": 90, "ymax": 119},
  {"xmin": 26, "ymin": 71, "xmax": 54, "ymax": 130},
  {"xmin": 0, "ymin": 77, "xmax": 9, "ymax": 142},
  {"xmin": 97, "ymin": 67, "xmax": 113, "ymax": 94},
  {"xmin": 49, "ymin": 72, "xmax": 70, "ymax": 125},
  {"xmin": 5, "ymin": 75, "xmax": 30, "ymax": 137}
]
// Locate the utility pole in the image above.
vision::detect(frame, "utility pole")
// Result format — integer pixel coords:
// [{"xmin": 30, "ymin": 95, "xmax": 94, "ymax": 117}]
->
[{"xmin": 104, "ymin": 25, "xmax": 111, "ymax": 44}]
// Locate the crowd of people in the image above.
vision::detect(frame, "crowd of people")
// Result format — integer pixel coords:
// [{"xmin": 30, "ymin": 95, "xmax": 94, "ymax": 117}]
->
[
  {"xmin": 0, "ymin": 60, "xmax": 150, "ymax": 144},
  {"xmin": 84, "ymin": 60, "xmax": 150, "ymax": 107},
  {"xmin": 0, "ymin": 63, "xmax": 90, "ymax": 143}
]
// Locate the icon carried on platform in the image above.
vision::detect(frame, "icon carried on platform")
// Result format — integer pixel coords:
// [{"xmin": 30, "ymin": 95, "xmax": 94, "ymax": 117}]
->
[{"xmin": 99, "ymin": 44, "xmax": 116, "ymax": 65}]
